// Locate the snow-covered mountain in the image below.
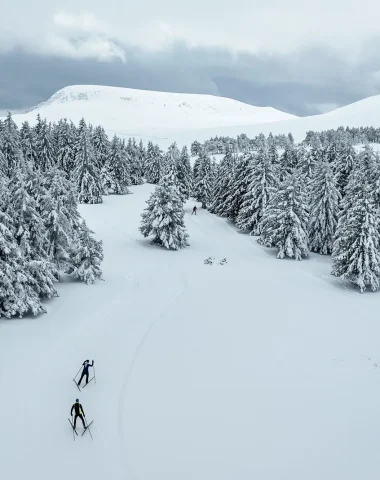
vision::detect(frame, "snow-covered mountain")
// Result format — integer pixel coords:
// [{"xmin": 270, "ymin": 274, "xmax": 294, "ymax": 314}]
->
[
  {"xmin": 12, "ymin": 84, "xmax": 295, "ymax": 134},
  {"xmin": 169, "ymin": 93, "xmax": 380, "ymax": 146}
]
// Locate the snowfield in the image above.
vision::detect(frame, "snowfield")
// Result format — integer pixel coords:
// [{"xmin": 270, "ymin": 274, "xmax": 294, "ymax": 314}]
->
[
  {"xmin": 1, "ymin": 184, "xmax": 380, "ymax": 480},
  {"xmin": 10, "ymin": 85, "xmax": 295, "ymax": 144},
  {"xmin": 7, "ymin": 86, "xmax": 380, "ymax": 148}
]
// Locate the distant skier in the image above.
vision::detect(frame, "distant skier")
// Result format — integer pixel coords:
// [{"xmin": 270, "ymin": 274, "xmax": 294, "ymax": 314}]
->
[
  {"xmin": 71, "ymin": 398, "xmax": 86, "ymax": 430},
  {"xmin": 192, "ymin": 206, "xmax": 197, "ymax": 215},
  {"xmin": 77, "ymin": 359, "xmax": 94, "ymax": 387}
]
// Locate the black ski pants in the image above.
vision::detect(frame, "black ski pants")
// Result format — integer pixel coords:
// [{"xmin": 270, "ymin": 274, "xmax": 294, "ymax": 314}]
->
[
  {"xmin": 78, "ymin": 371, "xmax": 89, "ymax": 386},
  {"xmin": 73, "ymin": 414, "xmax": 86, "ymax": 429}
]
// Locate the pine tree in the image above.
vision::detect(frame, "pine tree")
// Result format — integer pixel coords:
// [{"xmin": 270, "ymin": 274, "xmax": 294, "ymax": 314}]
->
[
  {"xmin": 259, "ymin": 171, "xmax": 309, "ymax": 260},
  {"xmin": 308, "ymin": 161, "xmax": 340, "ymax": 254},
  {"xmin": 126, "ymin": 138, "xmax": 144, "ymax": 185},
  {"xmin": 0, "ymin": 209, "xmax": 45, "ymax": 317},
  {"xmin": 34, "ymin": 116, "xmax": 55, "ymax": 171},
  {"xmin": 140, "ymin": 169, "xmax": 189, "ymax": 250},
  {"xmin": 176, "ymin": 146, "xmax": 192, "ymax": 201},
  {"xmin": 145, "ymin": 142, "xmax": 163, "ymax": 184},
  {"xmin": 20, "ymin": 121, "xmax": 37, "ymax": 165},
  {"xmin": 56, "ymin": 119, "xmax": 75, "ymax": 175},
  {"xmin": 73, "ymin": 119, "xmax": 103, "ymax": 204},
  {"xmin": 92, "ymin": 125, "xmax": 110, "ymax": 173},
  {"xmin": 194, "ymin": 151, "xmax": 212, "ymax": 209},
  {"xmin": 332, "ymin": 184, "xmax": 380, "ymax": 292},
  {"xmin": 105, "ymin": 136, "xmax": 131, "ymax": 194},
  {"xmin": 236, "ymin": 146, "xmax": 279, "ymax": 234},
  {"xmin": 70, "ymin": 220, "xmax": 103, "ymax": 284},
  {"xmin": 280, "ymin": 141, "xmax": 298, "ymax": 178},
  {"xmin": 1, "ymin": 112, "xmax": 23, "ymax": 176},
  {"xmin": 225, "ymin": 154, "xmax": 252, "ymax": 221},
  {"xmin": 209, "ymin": 150, "xmax": 236, "ymax": 215},
  {"xmin": 333, "ymin": 140, "xmax": 356, "ymax": 197}
]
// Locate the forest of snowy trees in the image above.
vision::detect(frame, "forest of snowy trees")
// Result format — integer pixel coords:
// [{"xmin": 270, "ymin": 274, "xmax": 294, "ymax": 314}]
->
[
  {"xmin": 2, "ymin": 109, "xmax": 380, "ymax": 319},
  {"xmin": 192, "ymin": 126, "xmax": 380, "ymax": 155},
  {"xmin": 193, "ymin": 131, "xmax": 380, "ymax": 292}
]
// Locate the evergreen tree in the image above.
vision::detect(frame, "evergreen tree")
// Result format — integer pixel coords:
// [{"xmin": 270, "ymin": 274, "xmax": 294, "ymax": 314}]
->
[
  {"xmin": 332, "ymin": 185, "xmax": 380, "ymax": 292},
  {"xmin": 145, "ymin": 142, "xmax": 162, "ymax": 184},
  {"xmin": 259, "ymin": 171, "xmax": 309, "ymax": 260},
  {"xmin": 73, "ymin": 119, "xmax": 103, "ymax": 204},
  {"xmin": 176, "ymin": 146, "xmax": 192, "ymax": 201},
  {"xmin": 209, "ymin": 150, "xmax": 236, "ymax": 215},
  {"xmin": 225, "ymin": 154, "xmax": 252, "ymax": 221},
  {"xmin": 70, "ymin": 221, "xmax": 104, "ymax": 284},
  {"xmin": 236, "ymin": 146, "xmax": 279, "ymax": 234},
  {"xmin": 140, "ymin": 169, "xmax": 189, "ymax": 250},
  {"xmin": 194, "ymin": 151, "xmax": 212, "ymax": 208},
  {"xmin": 308, "ymin": 161, "xmax": 340, "ymax": 255},
  {"xmin": 280, "ymin": 141, "xmax": 298, "ymax": 178},
  {"xmin": 105, "ymin": 136, "xmax": 131, "ymax": 194},
  {"xmin": 34, "ymin": 116, "xmax": 55, "ymax": 171},
  {"xmin": 333, "ymin": 140, "xmax": 356, "ymax": 196},
  {"xmin": 1, "ymin": 112, "xmax": 23, "ymax": 176},
  {"xmin": 92, "ymin": 125, "xmax": 110, "ymax": 172},
  {"xmin": 0, "ymin": 209, "xmax": 45, "ymax": 317},
  {"xmin": 20, "ymin": 121, "xmax": 37, "ymax": 165},
  {"xmin": 56, "ymin": 119, "xmax": 75, "ymax": 175}
]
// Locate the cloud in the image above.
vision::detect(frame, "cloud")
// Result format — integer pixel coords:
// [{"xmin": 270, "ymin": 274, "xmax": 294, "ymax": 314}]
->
[{"xmin": 1, "ymin": 42, "xmax": 380, "ymax": 117}]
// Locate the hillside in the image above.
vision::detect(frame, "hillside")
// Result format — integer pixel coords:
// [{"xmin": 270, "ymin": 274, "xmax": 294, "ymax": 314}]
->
[
  {"xmin": 168, "ymin": 93, "xmax": 380, "ymax": 147},
  {"xmin": 1, "ymin": 185, "xmax": 380, "ymax": 480},
  {"xmin": 11, "ymin": 85, "xmax": 295, "ymax": 136}
]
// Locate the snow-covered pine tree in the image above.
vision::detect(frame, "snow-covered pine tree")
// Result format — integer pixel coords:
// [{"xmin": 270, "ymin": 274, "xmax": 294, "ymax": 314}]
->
[
  {"xmin": 69, "ymin": 220, "xmax": 103, "ymax": 284},
  {"xmin": 224, "ymin": 154, "xmax": 252, "ymax": 221},
  {"xmin": 193, "ymin": 150, "xmax": 212, "ymax": 209},
  {"xmin": 176, "ymin": 146, "xmax": 192, "ymax": 201},
  {"xmin": 333, "ymin": 139, "xmax": 356, "ymax": 197},
  {"xmin": 34, "ymin": 116, "xmax": 55, "ymax": 171},
  {"xmin": 280, "ymin": 141, "xmax": 298, "ymax": 178},
  {"xmin": 73, "ymin": 119, "xmax": 103, "ymax": 204},
  {"xmin": 92, "ymin": 125, "xmax": 110, "ymax": 174},
  {"xmin": 259, "ymin": 171, "xmax": 309, "ymax": 259},
  {"xmin": 209, "ymin": 150, "xmax": 236, "ymax": 215},
  {"xmin": 0, "ymin": 207, "xmax": 45, "ymax": 317},
  {"xmin": 138, "ymin": 139, "xmax": 146, "ymax": 176},
  {"xmin": 20, "ymin": 121, "xmax": 37, "ymax": 166},
  {"xmin": 105, "ymin": 136, "xmax": 131, "ymax": 194},
  {"xmin": 236, "ymin": 145, "xmax": 279, "ymax": 234},
  {"xmin": 145, "ymin": 142, "xmax": 163, "ymax": 184},
  {"xmin": 308, "ymin": 161, "xmax": 340, "ymax": 254},
  {"xmin": 332, "ymin": 184, "xmax": 380, "ymax": 292},
  {"xmin": 7, "ymin": 163, "xmax": 58, "ymax": 298},
  {"xmin": 1, "ymin": 112, "xmax": 23, "ymax": 176},
  {"xmin": 56, "ymin": 119, "xmax": 75, "ymax": 176},
  {"xmin": 126, "ymin": 138, "xmax": 144, "ymax": 185},
  {"xmin": 140, "ymin": 166, "xmax": 189, "ymax": 250}
]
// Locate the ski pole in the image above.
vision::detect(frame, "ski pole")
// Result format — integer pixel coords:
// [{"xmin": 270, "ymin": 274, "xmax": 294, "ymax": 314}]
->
[
  {"xmin": 73, "ymin": 365, "xmax": 82, "ymax": 381},
  {"xmin": 93, "ymin": 364, "xmax": 97, "ymax": 384}
]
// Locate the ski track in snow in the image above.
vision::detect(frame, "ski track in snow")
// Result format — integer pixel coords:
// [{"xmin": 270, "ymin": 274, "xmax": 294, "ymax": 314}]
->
[{"xmin": 2, "ymin": 184, "xmax": 380, "ymax": 480}]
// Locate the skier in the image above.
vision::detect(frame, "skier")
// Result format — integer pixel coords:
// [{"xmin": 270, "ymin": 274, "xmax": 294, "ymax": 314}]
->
[
  {"xmin": 71, "ymin": 398, "xmax": 87, "ymax": 430},
  {"xmin": 77, "ymin": 359, "xmax": 94, "ymax": 387},
  {"xmin": 192, "ymin": 206, "xmax": 197, "ymax": 215}
]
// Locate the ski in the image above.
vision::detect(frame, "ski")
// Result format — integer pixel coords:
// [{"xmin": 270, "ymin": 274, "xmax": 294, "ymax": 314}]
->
[
  {"xmin": 82, "ymin": 420, "xmax": 94, "ymax": 440},
  {"xmin": 68, "ymin": 418, "xmax": 78, "ymax": 440},
  {"xmin": 80, "ymin": 376, "xmax": 95, "ymax": 389},
  {"xmin": 73, "ymin": 378, "xmax": 81, "ymax": 392}
]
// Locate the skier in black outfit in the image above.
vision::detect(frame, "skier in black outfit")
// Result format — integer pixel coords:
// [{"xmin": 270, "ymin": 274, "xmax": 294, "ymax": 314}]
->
[
  {"xmin": 77, "ymin": 359, "xmax": 94, "ymax": 387},
  {"xmin": 192, "ymin": 206, "xmax": 197, "ymax": 215},
  {"xmin": 71, "ymin": 399, "xmax": 86, "ymax": 429}
]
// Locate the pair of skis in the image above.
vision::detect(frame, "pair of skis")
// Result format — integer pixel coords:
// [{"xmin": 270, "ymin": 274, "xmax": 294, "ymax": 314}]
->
[
  {"xmin": 73, "ymin": 375, "xmax": 96, "ymax": 392},
  {"xmin": 68, "ymin": 418, "xmax": 94, "ymax": 441}
]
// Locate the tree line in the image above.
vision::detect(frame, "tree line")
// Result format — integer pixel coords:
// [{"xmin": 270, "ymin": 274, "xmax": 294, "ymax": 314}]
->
[{"xmin": 192, "ymin": 133, "xmax": 380, "ymax": 292}]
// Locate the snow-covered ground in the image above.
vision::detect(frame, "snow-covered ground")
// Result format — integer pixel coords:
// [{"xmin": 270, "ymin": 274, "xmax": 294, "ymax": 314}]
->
[
  {"xmin": 1, "ymin": 184, "xmax": 380, "ymax": 480},
  {"xmin": 6, "ymin": 86, "xmax": 380, "ymax": 148},
  {"xmin": 9, "ymin": 85, "xmax": 295, "ymax": 140}
]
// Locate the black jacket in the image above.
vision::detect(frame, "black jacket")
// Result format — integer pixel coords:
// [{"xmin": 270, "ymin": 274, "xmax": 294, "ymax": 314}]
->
[{"xmin": 71, "ymin": 403, "xmax": 85, "ymax": 416}]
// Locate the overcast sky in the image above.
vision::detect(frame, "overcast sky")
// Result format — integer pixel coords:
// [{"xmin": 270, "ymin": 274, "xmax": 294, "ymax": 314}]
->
[{"xmin": 2, "ymin": 0, "xmax": 380, "ymax": 116}]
